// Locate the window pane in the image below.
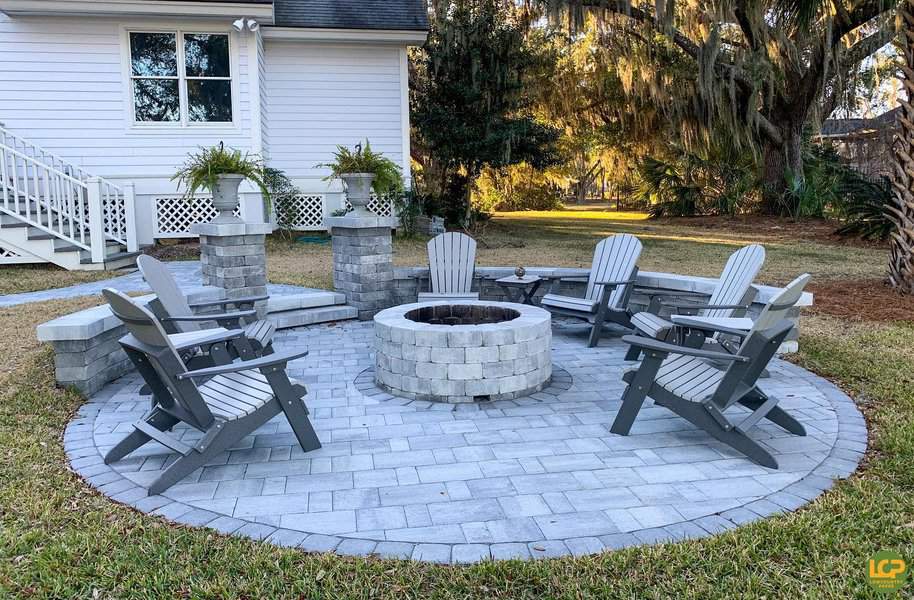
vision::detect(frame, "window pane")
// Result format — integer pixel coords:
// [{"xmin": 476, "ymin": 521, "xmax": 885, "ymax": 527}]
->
[
  {"xmin": 187, "ymin": 79, "xmax": 232, "ymax": 122},
  {"xmin": 133, "ymin": 79, "xmax": 179, "ymax": 122},
  {"xmin": 130, "ymin": 32, "xmax": 177, "ymax": 77},
  {"xmin": 184, "ymin": 34, "xmax": 230, "ymax": 77}
]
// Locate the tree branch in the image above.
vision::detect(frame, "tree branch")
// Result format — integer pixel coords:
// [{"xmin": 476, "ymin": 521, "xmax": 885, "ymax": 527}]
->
[
  {"xmin": 842, "ymin": 24, "xmax": 894, "ymax": 67},
  {"xmin": 755, "ymin": 112, "xmax": 785, "ymax": 145}
]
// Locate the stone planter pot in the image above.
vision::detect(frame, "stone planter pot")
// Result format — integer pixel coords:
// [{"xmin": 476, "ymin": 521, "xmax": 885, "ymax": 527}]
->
[
  {"xmin": 211, "ymin": 173, "xmax": 245, "ymax": 223},
  {"xmin": 341, "ymin": 172, "xmax": 376, "ymax": 217}
]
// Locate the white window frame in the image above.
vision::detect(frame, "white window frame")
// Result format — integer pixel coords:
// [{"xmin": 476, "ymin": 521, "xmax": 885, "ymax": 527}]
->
[{"xmin": 125, "ymin": 28, "xmax": 238, "ymax": 129}]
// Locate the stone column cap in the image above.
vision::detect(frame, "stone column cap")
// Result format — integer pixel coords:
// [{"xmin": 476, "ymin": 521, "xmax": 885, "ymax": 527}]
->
[
  {"xmin": 192, "ymin": 222, "xmax": 273, "ymax": 236},
  {"xmin": 326, "ymin": 215, "xmax": 398, "ymax": 230}
]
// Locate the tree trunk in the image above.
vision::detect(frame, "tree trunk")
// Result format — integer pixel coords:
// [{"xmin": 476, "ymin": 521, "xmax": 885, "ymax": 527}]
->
[
  {"xmin": 890, "ymin": 0, "xmax": 914, "ymax": 293},
  {"xmin": 760, "ymin": 127, "xmax": 804, "ymax": 215}
]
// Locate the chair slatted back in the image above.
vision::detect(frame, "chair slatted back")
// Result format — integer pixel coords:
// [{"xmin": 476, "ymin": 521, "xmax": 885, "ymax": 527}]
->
[
  {"xmin": 703, "ymin": 245, "xmax": 766, "ymax": 319},
  {"xmin": 103, "ymin": 288, "xmax": 214, "ymax": 429},
  {"xmin": 585, "ymin": 234, "xmax": 643, "ymax": 310},
  {"xmin": 751, "ymin": 273, "xmax": 811, "ymax": 333},
  {"xmin": 710, "ymin": 274, "xmax": 811, "ymax": 408},
  {"xmin": 712, "ymin": 319, "xmax": 794, "ymax": 410},
  {"xmin": 427, "ymin": 232, "xmax": 477, "ymax": 295},
  {"xmin": 137, "ymin": 255, "xmax": 200, "ymax": 333}
]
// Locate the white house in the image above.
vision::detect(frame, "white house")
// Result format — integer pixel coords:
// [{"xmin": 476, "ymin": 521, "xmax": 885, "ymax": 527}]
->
[{"xmin": 0, "ymin": 0, "xmax": 427, "ymax": 269}]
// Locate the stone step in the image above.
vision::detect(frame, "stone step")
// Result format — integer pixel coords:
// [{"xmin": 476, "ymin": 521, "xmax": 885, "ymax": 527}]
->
[
  {"xmin": 265, "ymin": 304, "xmax": 358, "ymax": 329},
  {"xmin": 266, "ymin": 291, "xmax": 346, "ymax": 313}
]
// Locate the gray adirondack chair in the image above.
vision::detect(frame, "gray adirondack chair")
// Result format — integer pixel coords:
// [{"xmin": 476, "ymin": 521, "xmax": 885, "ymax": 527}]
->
[
  {"xmin": 540, "ymin": 233, "xmax": 643, "ymax": 347},
  {"xmin": 138, "ymin": 254, "xmax": 275, "ymax": 357},
  {"xmin": 417, "ymin": 232, "xmax": 479, "ymax": 302},
  {"xmin": 625, "ymin": 244, "xmax": 765, "ymax": 360},
  {"xmin": 610, "ymin": 274, "xmax": 811, "ymax": 468},
  {"xmin": 101, "ymin": 288, "xmax": 321, "ymax": 495}
]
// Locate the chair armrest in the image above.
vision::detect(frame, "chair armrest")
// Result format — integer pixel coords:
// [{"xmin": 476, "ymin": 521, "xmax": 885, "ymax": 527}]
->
[
  {"xmin": 178, "ymin": 349, "xmax": 310, "ymax": 379},
  {"xmin": 595, "ymin": 278, "xmax": 638, "ymax": 287},
  {"xmin": 662, "ymin": 299, "xmax": 749, "ymax": 312},
  {"xmin": 669, "ymin": 316, "xmax": 753, "ymax": 338},
  {"xmin": 635, "ymin": 286, "xmax": 707, "ymax": 296},
  {"xmin": 553, "ymin": 276, "xmax": 590, "ymax": 283},
  {"xmin": 621, "ymin": 335, "xmax": 749, "ymax": 362},
  {"xmin": 161, "ymin": 310, "xmax": 257, "ymax": 323},
  {"xmin": 171, "ymin": 328, "xmax": 246, "ymax": 352},
  {"xmin": 188, "ymin": 295, "xmax": 269, "ymax": 309}
]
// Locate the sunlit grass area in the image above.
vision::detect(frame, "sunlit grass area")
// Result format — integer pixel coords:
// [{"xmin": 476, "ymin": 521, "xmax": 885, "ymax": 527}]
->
[
  {"xmin": 0, "ymin": 208, "xmax": 887, "ymax": 296},
  {"xmin": 264, "ymin": 209, "xmax": 887, "ymax": 292}
]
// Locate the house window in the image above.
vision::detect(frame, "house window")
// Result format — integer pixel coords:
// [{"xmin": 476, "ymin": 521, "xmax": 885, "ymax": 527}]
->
[{"xmin": 129, "ymin": 31, "xmax": 232, "ymax": 125}]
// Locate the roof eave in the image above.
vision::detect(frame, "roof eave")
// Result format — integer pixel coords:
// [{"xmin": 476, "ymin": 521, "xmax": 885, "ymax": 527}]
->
[
  {"xmin": 0, "ymin": 0, "xmax": 275, "ymax": 22},
  {"xmin": 262, "ymin": 26, "xmax": 427, "ymax": 45}
]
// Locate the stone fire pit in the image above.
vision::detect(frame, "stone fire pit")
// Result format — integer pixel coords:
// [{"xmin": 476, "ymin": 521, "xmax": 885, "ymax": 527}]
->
[{"xmin": 373, "ymin": 301, "xmax": 552, "ymax": 403}]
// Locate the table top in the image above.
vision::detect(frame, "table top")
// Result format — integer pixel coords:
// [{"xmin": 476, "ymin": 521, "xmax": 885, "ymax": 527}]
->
[{"xmin": 496, "ymin": 275, "xmax": 541, "ymax": 285}]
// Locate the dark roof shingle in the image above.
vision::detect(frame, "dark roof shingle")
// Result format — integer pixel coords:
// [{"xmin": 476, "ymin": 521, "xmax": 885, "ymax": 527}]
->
[
  {"xmin": 274, "ymin": 0, "xmax": 429, "ymax": 31},
  {"xmin": 821, "ymin": 107, "xmax": 900, "ymax": 137}
]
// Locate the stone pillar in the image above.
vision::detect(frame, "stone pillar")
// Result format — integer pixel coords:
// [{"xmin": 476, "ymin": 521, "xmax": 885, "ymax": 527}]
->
[
  {"xmin": 193, "ymin": 221, "xmax": 272, "ymax": 318},
  {"xmin": 326, "ymin": 215, "xmax": 398, "ymax": 320}
]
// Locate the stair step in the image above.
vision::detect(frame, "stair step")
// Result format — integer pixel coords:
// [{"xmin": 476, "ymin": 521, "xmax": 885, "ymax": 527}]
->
[
  {"xmin": 80, "ymin": 250, "xmax": 141, "ymax": 270},
  {"xmin": 265, "ymin": 305, "xmax": 358, "ymax": 329},
  {"xmin": 31, "ymin": 230, "xmax": 94, "ymax": 243},
  {"xmin": 266, "ymin": 291, "xmax": 346, "ymax": 313}
]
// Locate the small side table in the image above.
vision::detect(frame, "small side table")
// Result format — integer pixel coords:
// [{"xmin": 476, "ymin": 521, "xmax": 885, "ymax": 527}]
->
[{"xmin": 496, "ymin": 275, "xmax": 543, "ymax": 305}]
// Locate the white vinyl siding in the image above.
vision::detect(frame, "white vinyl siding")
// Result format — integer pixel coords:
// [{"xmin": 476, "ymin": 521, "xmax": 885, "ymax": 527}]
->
[
  {"xmin": 263, "ymin": 41, "xmax": 406, "ymax": 180},
  {"xmin": 0, "ymin": 14, "xmax": 253, "ymax": 184}
]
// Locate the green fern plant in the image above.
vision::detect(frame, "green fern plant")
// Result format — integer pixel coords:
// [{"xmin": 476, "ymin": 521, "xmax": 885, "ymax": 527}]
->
[
  {"xmin": 318, "ymin": 140, "xmax": 404, "ymax": 196},
  {"xmin": 173, "ymin": 144, "xmax": 271, "ymax": 211}
]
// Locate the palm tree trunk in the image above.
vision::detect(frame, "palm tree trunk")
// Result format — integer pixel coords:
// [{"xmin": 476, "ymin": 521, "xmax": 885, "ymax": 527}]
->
[{"xmin": 891, "ymin": 1, "xmax": 914, "ymax": 293}]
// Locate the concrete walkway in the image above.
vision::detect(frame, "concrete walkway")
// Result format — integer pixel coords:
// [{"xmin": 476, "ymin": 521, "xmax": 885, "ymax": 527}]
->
[{"xmin": 0, "ymin": 261, "xmax": 321, "ymax": 307}]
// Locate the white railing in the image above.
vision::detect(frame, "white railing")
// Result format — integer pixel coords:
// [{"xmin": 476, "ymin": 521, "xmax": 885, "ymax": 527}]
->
[
  {"xmin": 0, "ymin": 126, "xmax": 137, "ymax": 261},
  {"xmin": 0, "ymin": 144, "xmax": 91, "ymax": 251}
]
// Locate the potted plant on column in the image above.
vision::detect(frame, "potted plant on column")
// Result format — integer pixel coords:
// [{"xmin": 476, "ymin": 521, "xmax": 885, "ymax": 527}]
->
[
  {"xmin": 319, "ymin": 141, "xmax": 403, "ymax": 217},
  {"xmin": 173, "ymin": 143, "xmax": 270, "ymax": 223}
]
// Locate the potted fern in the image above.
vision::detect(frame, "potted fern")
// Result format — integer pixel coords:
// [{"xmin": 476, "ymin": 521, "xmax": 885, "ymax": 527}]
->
[
  {"xmin": 319, "ymin": 141, "xmax": 403, "ymax": 217},
  {"xmin": 173, "ymin": 144, "xmax": 270, "ymax": 223}
]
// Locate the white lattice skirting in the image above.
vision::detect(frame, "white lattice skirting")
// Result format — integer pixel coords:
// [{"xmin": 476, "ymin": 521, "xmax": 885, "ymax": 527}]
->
[
  {"xmin": 0, "ymin": 242, "xmax": 41, "ymax": 264},
  {"xmin": 153, "ymin": 194, "xmax": 395, "ymax": 238},
  {"xmin": 344, "ymin": 195, "xmax": 394, "ymax": 217},
  {"xmin": 154, "ymin": 196, "xmax": 242, "ymax": 237},
  {"xmin": 274, "ymin": 194, "xmax": 326, "ymax": 230}
]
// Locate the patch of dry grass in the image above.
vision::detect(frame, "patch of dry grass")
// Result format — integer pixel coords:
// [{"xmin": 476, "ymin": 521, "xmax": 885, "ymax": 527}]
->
[
  {"xmin": 0, "ymin": 296, "xmax": 104, "ymax": 381},
  {"xmin": 0, "ymin": 209, "xmax": 889, "ymax": 300},
  {"xmin": 0, "ymin": 265, "xmax": 113, "ymax": 296}
]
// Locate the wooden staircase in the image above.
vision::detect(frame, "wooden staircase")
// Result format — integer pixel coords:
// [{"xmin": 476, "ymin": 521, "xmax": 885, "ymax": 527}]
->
[{"xmin": 0, "ymin": 126, "xmax": 139, "ymax": 270}]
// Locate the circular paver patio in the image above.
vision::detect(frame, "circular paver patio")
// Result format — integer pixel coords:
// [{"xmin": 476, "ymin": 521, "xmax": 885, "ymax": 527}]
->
[{"xmin": 65, "ymin": 318, "xmax": 867, "ymax": 564}]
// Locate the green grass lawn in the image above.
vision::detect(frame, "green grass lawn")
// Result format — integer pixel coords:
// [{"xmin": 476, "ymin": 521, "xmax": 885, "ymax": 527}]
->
[{"xmin": 1, "ymin": 211, "xmax": 911, "ymax": 598}]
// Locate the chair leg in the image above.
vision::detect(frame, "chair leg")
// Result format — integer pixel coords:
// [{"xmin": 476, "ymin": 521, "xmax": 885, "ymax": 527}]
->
[
  {"xmin": 739, "ymin": 397, "xmax": 806, "ymax": 436},
  {"xmin": 624, "ymin": 343, "xmax": 642, "ymax": 361},
  {"xmin": 265, "ymin": 372, "xmax": 322, "ymax": 453},
  {"xmin": 281, "ymin": 397, "xmax": 322, "ymax": 453},
  {"xmin": 610, "ymin": 355, "xmax": 663, "ymax": 435},
  {"xmin": 707, "ymin": 425, "xmax": 779, "ymax": 469},
  {"xmin": 104, "ymin": 410, "xmax": 179, "ymax": 464},
  {"xmin": 660, "ymin": 397, "xmax": 780, "ymax": 469},
  {"xmin": 587, "ymin": 318, "xmax": 605, "ymax": 348},
  {"xmin": 147, "ymin": 448, "xmax": 214, "ymax": 496}
]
